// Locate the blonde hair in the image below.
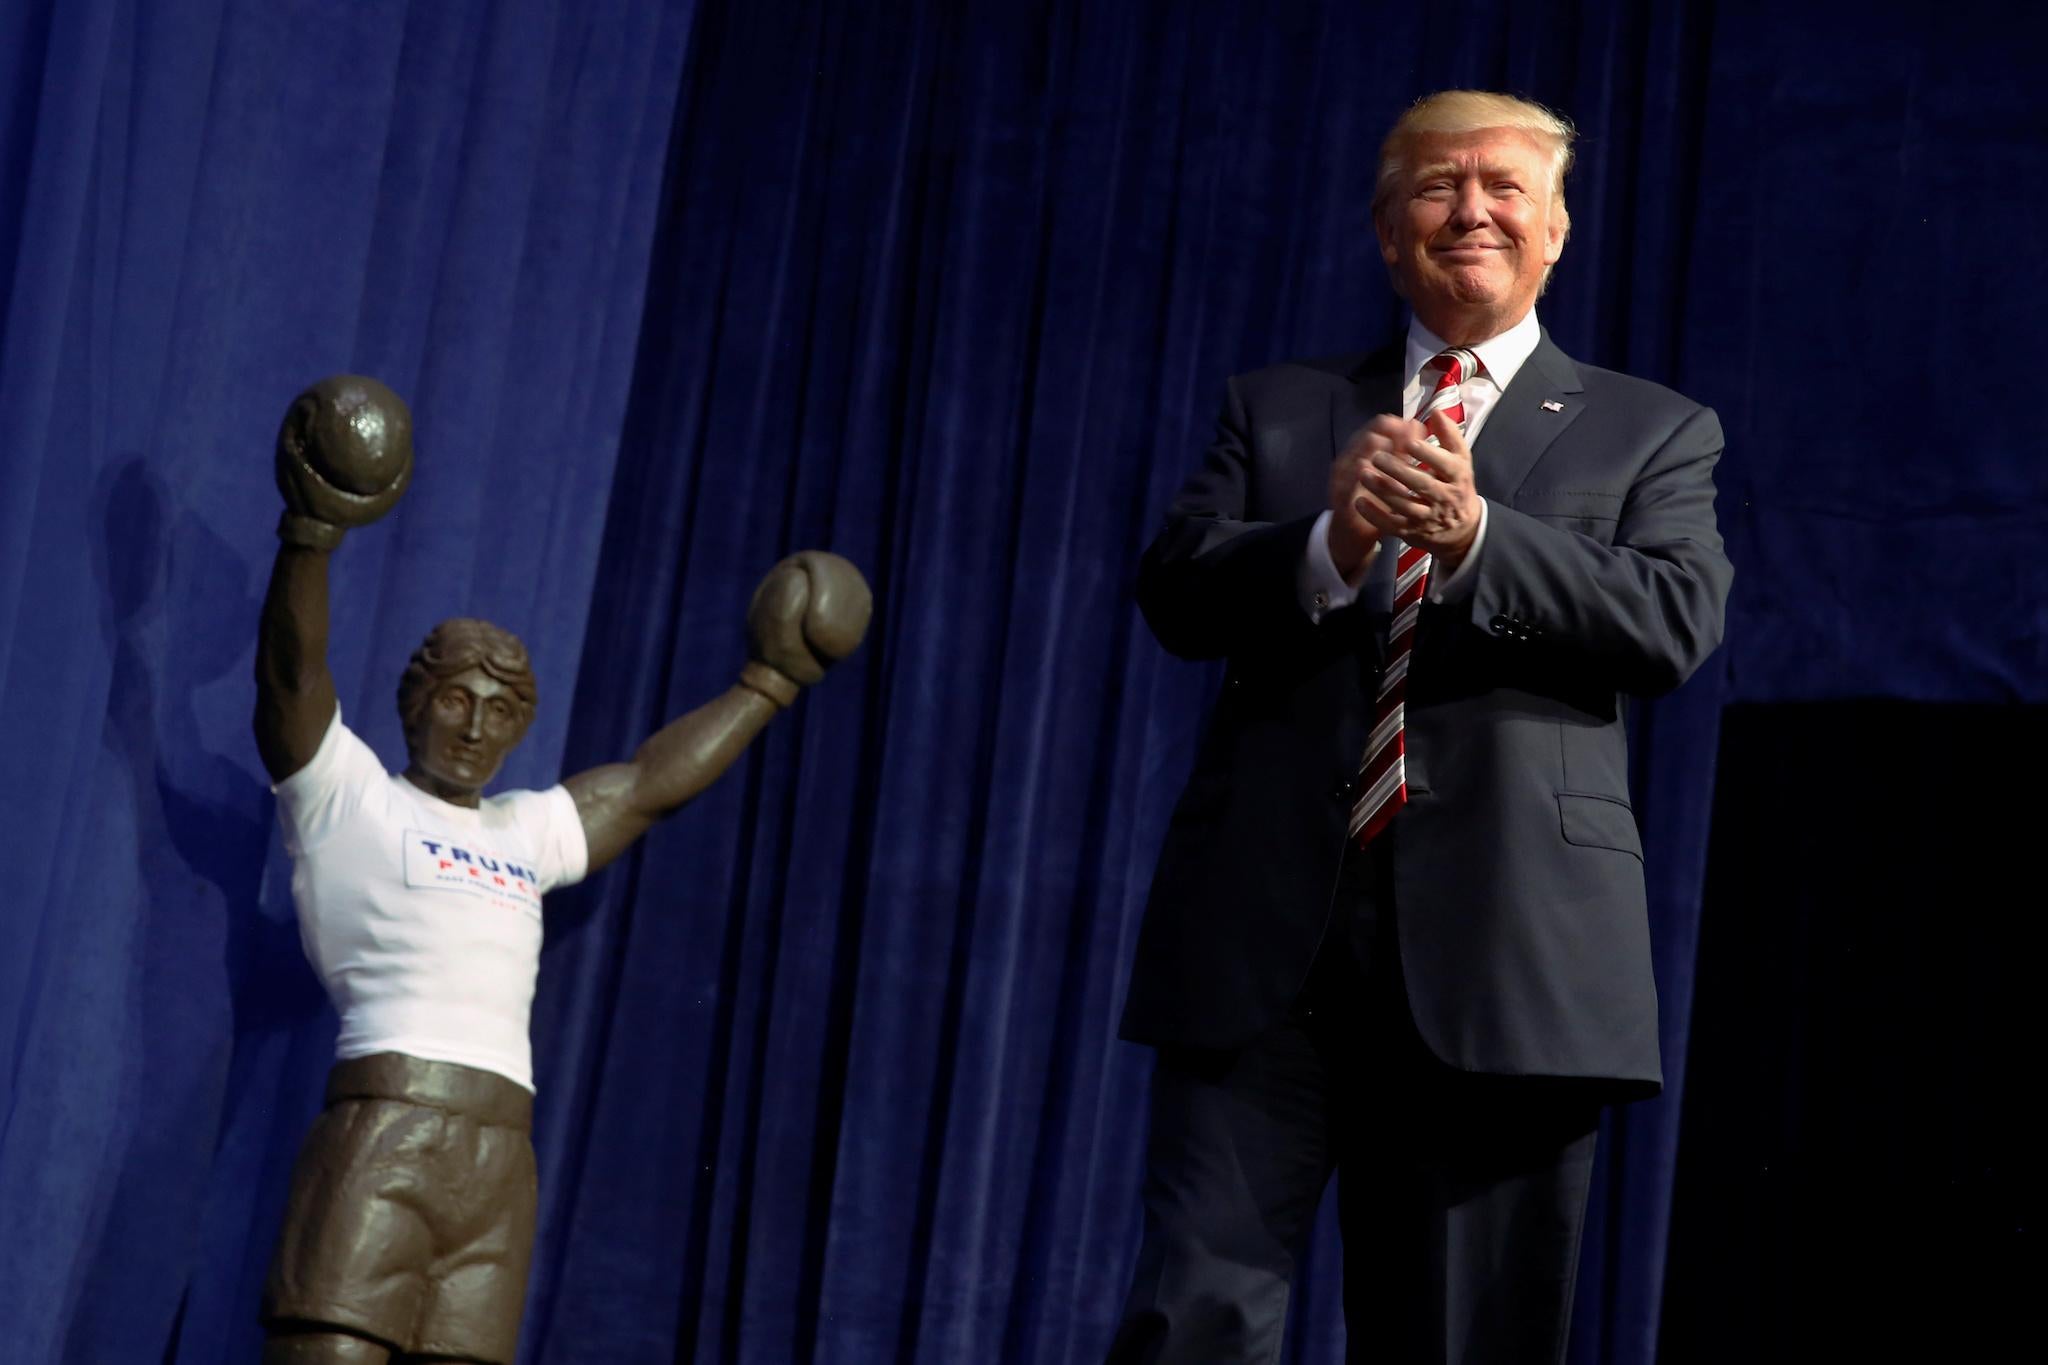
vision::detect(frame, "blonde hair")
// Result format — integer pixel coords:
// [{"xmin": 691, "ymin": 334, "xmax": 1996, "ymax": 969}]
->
[{"xmin": 1372, "ymin": 90, "xmax": 1577, "ymax": 221}]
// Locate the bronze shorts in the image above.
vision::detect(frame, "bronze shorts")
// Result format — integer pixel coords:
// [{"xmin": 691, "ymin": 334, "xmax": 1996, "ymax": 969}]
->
[{"xmin": 263, "ymin": 1052, "xmax": 537, "ymax": 1363}]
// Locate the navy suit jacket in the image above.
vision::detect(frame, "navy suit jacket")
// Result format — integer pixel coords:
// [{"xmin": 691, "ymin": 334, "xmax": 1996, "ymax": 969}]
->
[{"xmin": 1122, "ymin": 332, "xmax": 1733, "ymax": 1091}]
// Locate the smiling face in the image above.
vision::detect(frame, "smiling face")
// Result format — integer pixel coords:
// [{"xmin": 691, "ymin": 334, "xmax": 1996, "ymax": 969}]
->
[
  {"xmin": 1375, "ymin": 125, "xmax": 1569, "ymax": 346},
  {"xmin": 402, "ymin": 666, "xmax": 528, "ymax": 805}
]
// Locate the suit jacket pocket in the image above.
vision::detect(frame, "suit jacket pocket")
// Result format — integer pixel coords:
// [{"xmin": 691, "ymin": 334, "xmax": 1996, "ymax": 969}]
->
[
  {"xmin": 1557, "ymin": 791, "xmax": 1642, "ymax": 860},
  {"xmin": 1514, "ymin": 489, "xmax": 1622, "ymax": 546}
]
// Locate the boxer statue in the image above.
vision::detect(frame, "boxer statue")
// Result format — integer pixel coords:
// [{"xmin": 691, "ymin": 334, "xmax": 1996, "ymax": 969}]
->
[{"xmin": 253, "ymin": 376, "xmax": 871, "ymax": 1363}]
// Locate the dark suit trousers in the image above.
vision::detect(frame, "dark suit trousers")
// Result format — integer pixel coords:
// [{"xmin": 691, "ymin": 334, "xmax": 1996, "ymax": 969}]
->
[{"xmin": 1106, "ymin": 844, "xmax": 1601, "ymax": 1365}]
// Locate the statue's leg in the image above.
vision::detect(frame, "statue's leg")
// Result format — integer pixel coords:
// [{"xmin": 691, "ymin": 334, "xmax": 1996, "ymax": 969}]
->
[
  {"xmin": 266, "ymin": 1078, "xmax": 437, "ymax": 1361},
  {"xmin": 261, "ymin": 1324, "xmax": 393, "ymax": 1362},
  {"xmin": 410, "ymin": 1118, "xmax": 537, "ymax": 1365}
]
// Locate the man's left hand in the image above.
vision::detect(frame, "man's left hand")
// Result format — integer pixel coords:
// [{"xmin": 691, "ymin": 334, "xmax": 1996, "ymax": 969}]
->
[{"xmin": 1352, "ymin": 410, "xmax": 1482, "ymax": 567}]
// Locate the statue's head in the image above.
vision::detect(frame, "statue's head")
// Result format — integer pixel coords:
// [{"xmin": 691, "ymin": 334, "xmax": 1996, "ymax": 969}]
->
[{"xmin": 396, "ymin": 618, "xmax": 538, "ymax": 804}]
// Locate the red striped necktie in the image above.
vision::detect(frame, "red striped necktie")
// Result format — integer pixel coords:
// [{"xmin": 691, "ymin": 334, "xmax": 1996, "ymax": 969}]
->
[{"xmin": 1349, "ymin": 347, "xmax": 1477, "ymax": 847}]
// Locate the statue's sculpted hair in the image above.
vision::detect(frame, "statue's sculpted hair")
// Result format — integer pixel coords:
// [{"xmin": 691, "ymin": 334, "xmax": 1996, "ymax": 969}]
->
[{"xmin": 397, "ymin": 618, "xmax": 538, "ymax": 732}]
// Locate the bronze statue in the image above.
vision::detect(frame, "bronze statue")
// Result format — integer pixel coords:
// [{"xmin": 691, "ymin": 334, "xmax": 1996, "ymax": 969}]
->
[{"xmin": 253, "ymin": 376, "xmax": 871, "ymax": 1364}]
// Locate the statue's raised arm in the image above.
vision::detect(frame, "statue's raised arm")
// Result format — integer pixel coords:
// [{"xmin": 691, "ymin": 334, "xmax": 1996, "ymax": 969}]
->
[
  {"xmin": 252, "ymin": 376, "xmax": 413, "ymax": 781},
  {"xmin": 564, "ymin": 550, "xmax": 872, "ymax": 872}
]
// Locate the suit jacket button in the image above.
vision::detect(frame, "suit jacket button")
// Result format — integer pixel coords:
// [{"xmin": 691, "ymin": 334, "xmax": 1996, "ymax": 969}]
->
[
  {"xmin": 1489, "ymin": 614, "xmax": 1512, "ymax": 636},
  {"xmin": 1331, "ymin": 778, "xmax": 1357, "ymax": 802}
]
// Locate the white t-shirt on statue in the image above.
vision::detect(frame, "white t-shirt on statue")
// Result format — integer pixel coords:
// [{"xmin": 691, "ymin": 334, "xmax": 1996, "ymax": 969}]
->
[{"xmin": 273, "ymin": 710, "xmax": 589, "ymax": 1092}]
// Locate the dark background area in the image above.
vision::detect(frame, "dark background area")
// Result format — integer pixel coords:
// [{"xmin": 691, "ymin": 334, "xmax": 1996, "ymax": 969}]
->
[
  {"xmin": 1664, "ymin": 703, "xmax": 2038, "ymax": 1362},
  {"xmin": 0, "ymin": 1, "xmax": 2039, "ymax": 1362}
]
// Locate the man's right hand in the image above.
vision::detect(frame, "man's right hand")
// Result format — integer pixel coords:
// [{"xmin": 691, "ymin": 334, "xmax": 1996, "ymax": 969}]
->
[{"xmin": 1328, "ymin": 424, "xmax": 1393, "ymax": 584}]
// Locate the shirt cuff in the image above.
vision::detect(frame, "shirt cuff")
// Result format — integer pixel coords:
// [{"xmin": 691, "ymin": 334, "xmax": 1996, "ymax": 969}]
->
[
  {"xmin": 1427, "ymin": 499, "xmax": 1489, "ymax": 603},
  {"xmin": 1299, "ymin": 509, "xmax": 1364, "ymax": 623}
]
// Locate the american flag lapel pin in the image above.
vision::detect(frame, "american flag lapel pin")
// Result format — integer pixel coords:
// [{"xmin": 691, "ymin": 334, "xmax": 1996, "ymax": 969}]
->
[{"xmin": 1540, "ymin": 399, "xmax": 1565, "ymax": 412}]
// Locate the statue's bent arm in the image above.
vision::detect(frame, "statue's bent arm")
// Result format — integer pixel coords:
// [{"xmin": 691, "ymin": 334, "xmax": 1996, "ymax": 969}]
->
[
  {"xmin": 562, "ymin": 550, "xmax": 872, "ymax": 875},
  {"xmin": 564, "ymin": 681, "xmax": 783, "ymax": 874}
]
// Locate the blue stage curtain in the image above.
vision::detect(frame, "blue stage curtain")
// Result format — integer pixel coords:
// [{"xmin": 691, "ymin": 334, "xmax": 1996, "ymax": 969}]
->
[
  {"xmin": 0, "ymin": 2, "xmax": 694, "ymax": 1361},
  {"xmin": 1684, "ymin": 4, "xmax": 2048, "ymax": 707},
  {"xmin": 521, "ymin": 4, "xmax": 1745, "ymax": 1363},
  {"xmin": 3, "ymin": 2, "xmax": 2040, "ymax": 1364}
]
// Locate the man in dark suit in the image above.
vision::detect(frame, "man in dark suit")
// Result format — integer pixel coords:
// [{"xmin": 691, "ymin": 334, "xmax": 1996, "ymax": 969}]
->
[{"xmin": 1106, "ymin": 91, "xmax": 1732, "ymax": 1364}]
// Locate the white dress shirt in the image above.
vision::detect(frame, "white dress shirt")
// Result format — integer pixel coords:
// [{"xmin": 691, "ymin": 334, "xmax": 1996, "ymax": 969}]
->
[{"xmin": 1298, "ymin": 308, "xmax": 1543, "ymax": 620}]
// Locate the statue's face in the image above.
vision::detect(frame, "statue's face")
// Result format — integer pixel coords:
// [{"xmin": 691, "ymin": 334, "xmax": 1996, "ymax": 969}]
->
[{"xmin": 402, "ymin": 666, "xmax": 528, "ymax": 805}]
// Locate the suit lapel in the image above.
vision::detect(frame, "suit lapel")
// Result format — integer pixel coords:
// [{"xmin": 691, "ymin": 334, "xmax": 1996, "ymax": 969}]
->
[{"xmin": 1471, "ymin": 331, "xmax": 1584, "ymax": 502}]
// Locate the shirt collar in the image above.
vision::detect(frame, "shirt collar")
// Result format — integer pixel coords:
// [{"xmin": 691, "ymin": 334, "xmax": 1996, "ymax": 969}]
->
[{"xmin": 1403, "ymin": 308, "xmax": 1543, "ymax": 390}]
